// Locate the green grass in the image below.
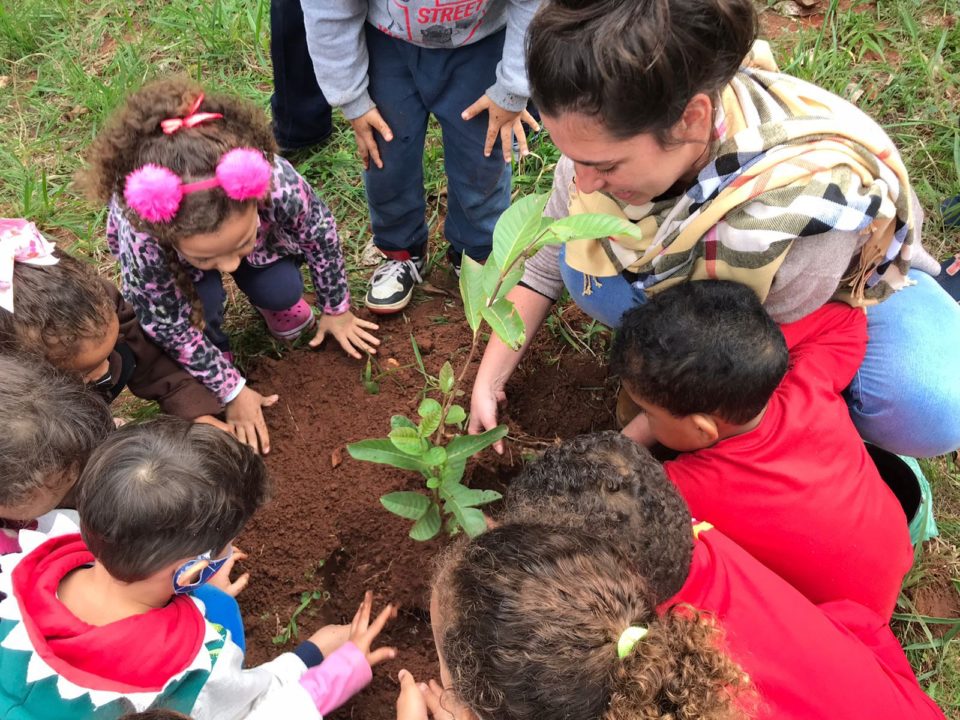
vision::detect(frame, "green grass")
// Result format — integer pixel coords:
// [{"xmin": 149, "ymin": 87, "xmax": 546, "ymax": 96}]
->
[{"xmin": 1, "ymin": 0, "xmax": 958, "ymax": 709}]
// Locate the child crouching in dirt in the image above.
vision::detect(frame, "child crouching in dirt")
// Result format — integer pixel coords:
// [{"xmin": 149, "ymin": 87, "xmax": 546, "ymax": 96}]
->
[
  {"xmin": 484, "ymin": 432, "xmax": 945, "ymax": 720},
  {"xmin": 0, "ymin": 353, "xmax": 114, "ymax": 555},
  {"xmin": 0, "ymin": 417, "xmax": 396, "ymax": 718},
  {"xmin": 79, "ymin": 77, "xmax": 381, "ymax": 456},
  {"xmin": 612, "ymin": 280, "xmax": 915, "ymax": 619},
  {"xmin": 396, "ymin": 522, "xmax": 755, "ymax": 720},
  {"xmin": 0, "ymin": 218, "xmax": 227, "ymax": 428}
]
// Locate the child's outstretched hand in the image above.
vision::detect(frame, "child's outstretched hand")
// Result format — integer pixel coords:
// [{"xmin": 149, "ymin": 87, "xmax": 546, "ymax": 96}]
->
[
  {"xmin": 348, "ymin": 590, "xmax": 398, "ymax": 666},
  {"xmin": 225, "ymin": 386, "xmax": 278, "ymax": 455},
  {"xmin": 207, "ymin": 546, "xmax": 250, "ymax": 597},
  {"xmin": 310, "ymin": 311, "xmax": 380, "ymax": 360},
  {"xmin": 396, "ymin": 672, "xmax": 477, "ymax": 720}
]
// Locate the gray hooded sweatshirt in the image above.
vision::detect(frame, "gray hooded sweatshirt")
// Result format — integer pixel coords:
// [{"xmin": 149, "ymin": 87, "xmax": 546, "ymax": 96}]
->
[{"xmin": 301, "ymin": 1, "xmax": 538, "ymax": 119}]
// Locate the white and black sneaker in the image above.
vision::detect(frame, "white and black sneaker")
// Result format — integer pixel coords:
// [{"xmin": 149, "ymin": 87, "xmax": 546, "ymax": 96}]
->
[{"xmin": 365, "ymin": 254, "xmax": 425, "ymax": 314}]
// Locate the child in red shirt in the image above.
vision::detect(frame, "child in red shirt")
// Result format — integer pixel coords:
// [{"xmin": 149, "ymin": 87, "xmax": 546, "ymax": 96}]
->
[
  {"xmin": 500, "ymin": 433, "xmax": 944, "ymax": 719},
  {"xmin": 611, "ymin": 280, "xmax": 912, "ymax": 618}
]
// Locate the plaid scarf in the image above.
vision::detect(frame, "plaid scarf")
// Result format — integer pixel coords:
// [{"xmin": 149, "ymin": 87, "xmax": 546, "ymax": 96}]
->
[{"xmin": 564, "ymin": 42, "xmax": 916, "ymax": 306}]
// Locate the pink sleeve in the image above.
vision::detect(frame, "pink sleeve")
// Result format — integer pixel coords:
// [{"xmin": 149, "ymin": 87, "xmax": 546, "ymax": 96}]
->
[{"xmin": 298, "ymin": 642, "xmax": 372, "ymax": 716}]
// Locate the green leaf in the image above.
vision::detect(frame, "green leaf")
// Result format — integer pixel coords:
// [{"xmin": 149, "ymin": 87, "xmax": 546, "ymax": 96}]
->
[
  {"xmin": 536, "ymin": 213, "xmax": 644, "ymax": 250},
  {"xmin": 426, "ymin": 476, "xmax": 441, "ymax": 489},
  {"xmin": 441, "ymin": 457, "xmax": 467, "ymax": 485},
  {"xmin": 347, "ymin": 439, "xmax": 428, "ymax": 471},
  {"xmin": 390, "ymin": 415, "xmax": 417, "ymax": 431},
  {"xmin": 459, "ymin": 255, "xmax": 485, "ymax": 333},
  {"xmin": 380, "ymin": 491, "xmax": 431, "ymax": 520},
  {"xmin": 480, "ymin": 297, "xmax": 525, "ymax": 350},
  {"xmin": 423, "ymin": 445, "xmax": 448, "ymax": 467},
  {"xmin": 446, "ymin": 425, "xmax": 509, "ymax": 464},
  {"xmin": 479, "ymin": 260, "xmax": 525, "ymax": 304},
  {"xmin": 410, "ymin": 503, "xmax": 442, "ymax": 541},
  {"xmin": 438, "ymin": 361, "xmax": 455, "ymax": 394},
  {"xmin": 492, "ymin": 193, "xmax": 551, "ymax": 272},
  {"xmin": 446, "ymin": 499, "xmax": 488, "ymax": 539},
  {"xmin": 445, "ymin": 405, "xmax": 467, "ymax": 425},
  {"xmin": 388, "ymin": 426, "xmax": 425, "ymax": 456},
  {"xmin": 418, "ymin": 398, "xmax": 443, "ymax": 436},
  {"xmin": 443, "ymin": 483, "xmax": 502, "ymax": 509}
]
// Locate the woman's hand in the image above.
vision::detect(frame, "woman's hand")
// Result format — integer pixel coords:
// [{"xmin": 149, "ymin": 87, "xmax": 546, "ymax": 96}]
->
[
  {"xmin": 310, "ymin": 311, "xmax": 381, "ymax": 359},
  {"xmin": 461, "ymin": 94, "xmax": 540, "ymax": 163},
  {"xmin": 350, "ymin": 108, "xmax": 394, "ymax": 170},
  {"xmin": 207, "ymin": 546, "xmax": 250, "ymax": 597},
  {"xmin": 468, "ymin": 375, "xmax": 508, "ymax": 454},
  {"xmin": 225, "ymin": 386, "xmax": 278, "ymax": 455}
]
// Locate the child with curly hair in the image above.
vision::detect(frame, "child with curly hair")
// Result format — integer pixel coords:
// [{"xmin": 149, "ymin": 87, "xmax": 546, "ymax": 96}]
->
[
  {"xmin": 0, "ymin": 353, "xmax": 113, "ymax": 555},
  {"xmin": 495, "ymin": 432, "xmax": 945, "ymax": 720},
  {"xmin": 0, "ymin": 219, "xmax": 224, "ymax": 426},
  {"xmin": 79, "ymin": 78, "xmax": 381, "ymax": 454},
  {"xmin": 0, "ymin": 417, "xmax": 396, "ymax": 718},
  {"xmin": 397, "ymin": 522, "xmax": 754, "ymax": 720}
]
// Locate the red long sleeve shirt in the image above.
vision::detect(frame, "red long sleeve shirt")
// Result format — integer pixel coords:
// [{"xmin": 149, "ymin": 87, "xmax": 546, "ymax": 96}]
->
[{"xmin": 662, "ymin": 526, "xmax": 943, "ymax": 719}]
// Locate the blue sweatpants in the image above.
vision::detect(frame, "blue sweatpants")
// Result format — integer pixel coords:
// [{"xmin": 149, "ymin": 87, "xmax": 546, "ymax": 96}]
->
[
  {"xmin": 362, "ymin": 24, "xmax": 512, "ymax": 261},
  {"xmin": 194, "ymin": 257, "xmax": 304, "ymax": 351}
]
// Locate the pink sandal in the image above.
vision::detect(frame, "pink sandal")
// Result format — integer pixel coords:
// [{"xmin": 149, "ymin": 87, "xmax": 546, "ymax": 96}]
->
[{"xmin": 257, "ymin": 298, "xmax": 317, "ymax": 341}]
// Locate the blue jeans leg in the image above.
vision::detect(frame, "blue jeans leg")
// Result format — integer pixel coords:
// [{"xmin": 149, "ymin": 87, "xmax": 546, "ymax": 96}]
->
[
  {"xmin": 233, "ymin": 256, "xmax": 304, "ymax": 311},
  {"xmin": 430, "ymin": 31, "xmax": 511, "ymax": 261},
  {"xmin": 848, "ymin": 269, "xmax": 960, "ymax": 457},
  {"xmin": 270, "ymin": 0, "xmax": 333, "ymax": 150},
  {"xmin": 559, "ymin": 245, "xmax": 646, "ymax": 328},
  {"xmin": 362, "ymin": 25, "xmax": 430, "ymax": 256},
  {"xmin": 194, "ymin": 269, "xmax": 231, "ymax": 351}
]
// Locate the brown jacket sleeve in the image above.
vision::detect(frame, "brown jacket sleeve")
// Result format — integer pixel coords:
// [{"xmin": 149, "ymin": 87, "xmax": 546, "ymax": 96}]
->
[{"xmin": 108, "ymin": 280, "xmax": 223, "ymax": 419}]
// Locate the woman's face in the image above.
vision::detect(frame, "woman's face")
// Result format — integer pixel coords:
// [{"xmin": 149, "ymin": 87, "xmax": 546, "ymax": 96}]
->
[{"xmin": 541, "ymin": 97, "xmax": 713, "ymax": 205}]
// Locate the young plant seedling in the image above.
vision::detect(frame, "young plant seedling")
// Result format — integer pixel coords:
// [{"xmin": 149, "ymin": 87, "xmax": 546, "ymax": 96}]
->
[
  {"xmin": 272, "ymin": 588, "xmax": 330, "ymax": 646},
  {"xmin": 348, "ymin": 193, "xmax": 643, "ymax": 541}
]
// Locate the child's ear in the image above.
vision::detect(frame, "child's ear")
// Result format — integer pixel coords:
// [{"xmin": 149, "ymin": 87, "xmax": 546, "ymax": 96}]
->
[{"xmin": 691, "ymin": 414, "xmax": 720, "ymax": 446}]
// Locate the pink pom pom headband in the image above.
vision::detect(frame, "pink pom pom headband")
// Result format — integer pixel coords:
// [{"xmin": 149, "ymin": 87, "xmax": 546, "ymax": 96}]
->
[{"xmin": 123, "ymin": 148, "xmax": 272, "ymax": 224}]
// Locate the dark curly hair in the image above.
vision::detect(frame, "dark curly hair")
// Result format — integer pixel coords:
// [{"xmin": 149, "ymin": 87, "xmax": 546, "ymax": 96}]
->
[
  {"xmin": 435, "ymin": 523, "xmax": 752, "ymax": 720},
  {"xmin": 79, "ymin": 416, "xmax": 272, "ymax": 582},
  {"xmin": 503, "ymin": 431, "xmax": 692, "ymax": 601},
  {"xmin": 0, "ymin": 250, "xmax": 114, "ymax": 367},
  {"xmin": 77, "ymin": 76, "xmax": 276, "ymax": 327},
  {"xmin": 526, "ymin": 0, "xmax": 758, "ymax": 144},
  {"xmin": 610, "ymin": 280, "xmax": 788, "ymax": 424},
  {"xmin": 0, "ymin": 353, "xmax": 113, "ymax": 508}
]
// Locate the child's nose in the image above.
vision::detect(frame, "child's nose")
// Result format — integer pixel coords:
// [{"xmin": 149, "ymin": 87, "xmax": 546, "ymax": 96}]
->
[{"xmin": 218, "ymin": 256, "xmax": 243, "ymax": 273}]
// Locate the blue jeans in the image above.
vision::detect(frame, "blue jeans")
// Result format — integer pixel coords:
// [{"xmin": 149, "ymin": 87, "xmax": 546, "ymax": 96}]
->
[
  {"xmin": 194, "ymin": 257, "xmax": 304, "ymax": 351},
  {"xmin": 271, "ymin": 0, "xmax": 332, "ymax": 150},
  {"xmin": 560, "ymin": 248, "xmax": 960, "ymax": 457},
  {"xmin": 363, "ymin": 24, "xmax": 511, "ymax": 261}
]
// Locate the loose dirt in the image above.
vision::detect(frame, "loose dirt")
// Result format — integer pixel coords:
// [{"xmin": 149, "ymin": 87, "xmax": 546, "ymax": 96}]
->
[{"xmin": 238, "ymin": 291, "xmax": 616, "ymax": 719}]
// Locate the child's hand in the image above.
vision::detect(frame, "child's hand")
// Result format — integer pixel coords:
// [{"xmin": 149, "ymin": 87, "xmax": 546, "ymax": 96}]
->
[
  {"xmin": 461, "ymin": 94, "xmax": 540, "ymax": 163},
  {"xmin": 309, "ymin": 311, "xmax": 381, "ymax": 360},
  {"xmin": 207, "ymin": 546, "xmax": 250, "ymax": 597},
  {"xmin": 349, "ymin": 108, "xmax": 394, "ymax": 170},
  {"xmin": 348, "ymin": 590, "xmax": 397, "ymax": 667},
  {"xmin": 194, "ymin": 414, "xmax": 233, "ymax": 434},
  {"xmin": 225, "ymin": 386, "xmax": 278, "ymax": 455},
  {"xmin": 307, "ymin": 621, "xmax": 352, "ymax": 658},
  {"xmin": 396, "ymin": 673, "xmax": 477, "ymax": 720}
]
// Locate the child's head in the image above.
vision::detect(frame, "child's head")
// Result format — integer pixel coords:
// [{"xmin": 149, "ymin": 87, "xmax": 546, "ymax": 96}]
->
[
  {"xmin": 0, "ymin": 248, "xmax": 118, "ymax": 383},
  {"xmin": 78, "ymin": 77, "xmax": 276, "ymax": 325},
  {"xmin": 504, "ymin": 431, "xmax": 692, "ymax": 602},
  {"xmin": 78, "ymin": 416, "xmax": 271, "ymax": 584},
  {"xmin": 433, "ymin": 523, "xmax": 751, "ymax": 720},
  {"xmin": 0, "ymin": 354, "xmax": 114, "ymax": 521},
  {"xmin": 526, "ymin": 0, "xmax": 757, "ymax": 201},
  {"xmin": 610, "ymin": 280, "xmax": 788, "ymax": 451}
]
